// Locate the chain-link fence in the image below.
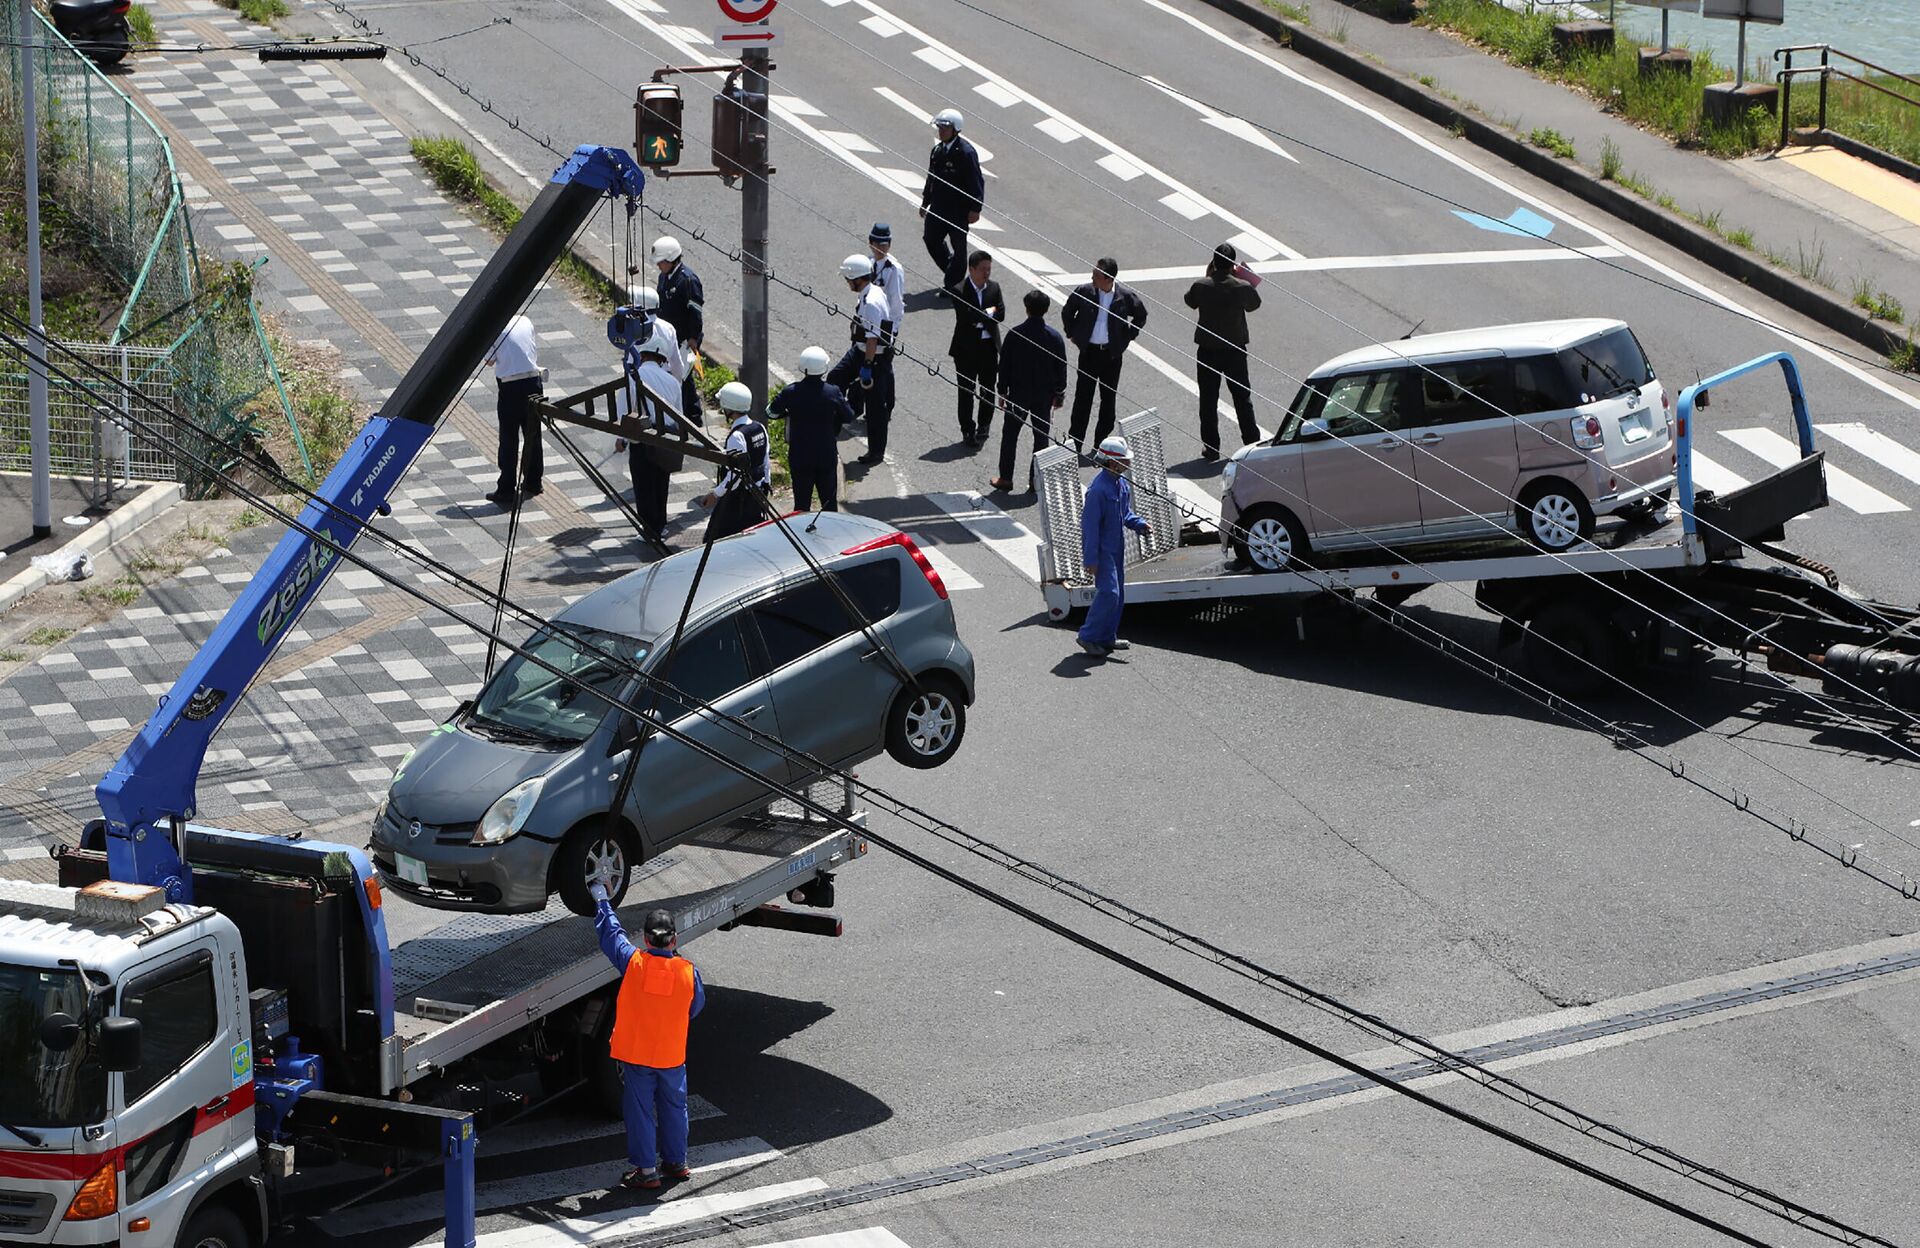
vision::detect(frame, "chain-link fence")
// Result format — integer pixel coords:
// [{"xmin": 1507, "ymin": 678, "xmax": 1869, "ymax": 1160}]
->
[
  {"xmin": 0, "ymin": 339, "xmax": 174, "ymax": 487},
  {"xmin": 0, "ymin": 0, "xmax": 298, "ymax": 498}
]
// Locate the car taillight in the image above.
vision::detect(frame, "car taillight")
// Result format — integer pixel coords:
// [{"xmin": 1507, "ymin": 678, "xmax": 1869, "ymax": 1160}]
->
[
  {"xmin": 64, "ymin": 1162, "xmax": 117, "ymax": 1221},
  {"xmin": 842, "ymin": 531, "xmax": 947, "ymax": 600},
  {"xmin": 1570, "ymin": 415, "xmax": 1603, "ymax": 450}
]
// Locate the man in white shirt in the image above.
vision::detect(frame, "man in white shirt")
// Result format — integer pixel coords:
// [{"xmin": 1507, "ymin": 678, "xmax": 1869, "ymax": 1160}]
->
[
  {"xmin": 697, "ymin": 382, "xmax": 771, "ymax": 542},
  {"xmin": 614, "ymin": 317, "xmax": 686, "ymax": 545},
  {"xmin": 942, "ymin": 250, "xmax": 1003, "ymax": 448},
  {"xmin": 826, "ymin": 254, "xmax": 896, "ymax": 465},
  {"xmin": 1061, "ymin": 258, "xmax": 1148, "ymax": 454},
  {"xmin": 868, "ymin": 223, "xmax": 906, "ymax": 348},
  {"xmin": 484, "ymin": 314, "xmax": 543, "ymax": 506}
]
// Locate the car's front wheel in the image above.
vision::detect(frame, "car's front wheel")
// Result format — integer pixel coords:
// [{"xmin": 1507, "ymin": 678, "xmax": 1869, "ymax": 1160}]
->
[
  {"xmin": 555, "ymin": 823, "xmax": 633, "ymax": 915},
  {"xmin": 1233, "ymin": 505, "xmax": 1308, "ymax": 573},
  {"xmin": 885, "ymin": 676, "xmax": 967, "ymax": 769}
]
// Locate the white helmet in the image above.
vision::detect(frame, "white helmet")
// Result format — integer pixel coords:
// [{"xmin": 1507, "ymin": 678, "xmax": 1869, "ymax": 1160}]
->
[
  {"xmin": 717, "ymin": 381, "xmax": 753, "ymax": 414},
  {"xmin": 628, "ymin": 284, "xmax": 661, "ymax": 310},
  {"xmin": 798, "ymin": 346, "xmax": 830, "ymax": 376},
  {"xmin": 840, "ymin": 253, "xmax": 875, "ymax": 283},
  {"xmin": 933, "ymin": 107, "xmax": 963, "ymax": 131},
  {"xmin": 651, "ymin": 236, "xmax": 682, "ymax": 264},
  {"xmin": 1097, "ymin": 435, "xmax": 1132, "ymax": 462}
]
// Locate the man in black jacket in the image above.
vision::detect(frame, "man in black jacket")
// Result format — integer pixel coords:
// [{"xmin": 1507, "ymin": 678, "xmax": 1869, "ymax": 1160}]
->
[
  {"xmin": 921, "ymin": 108, "xmax": 985, "ymax": 286},
  {"xmin": 944, "ymin": 251, "xmax": 1003, "ymax": 448},
  {"xmin": 991, "ymin": 290, "xmax": 1069, "ymax": 493},
  {"xmin": 1061, "ymin": 257, "xmax": 1148, "ymax": 455},
  {"xmin": 1184, "ymin": 242, "xmax": 1263, "ymax": 460}
]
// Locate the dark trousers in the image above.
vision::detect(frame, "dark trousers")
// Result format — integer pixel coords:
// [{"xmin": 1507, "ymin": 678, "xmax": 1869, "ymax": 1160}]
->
[
  {"xmin": 494, "ymin": 376, "xmax": 543, "ymax": 495},
  {"xmin": 954, "ymin": 338, "xmax": 997, "ymax": 442},
  {"xmin": 828, "ymin": 346, "xmax": 893, "ymax": 460},
  {"xmin": 791, "ymin": 459, "xmax": 838, "ymax": 512},
  {"xmin": 997, "ymin": 401, "xmax": 1053, "ymax": 488},
  {"xmin": 1197, "ymin": 344, "xmax": 1259, "ymax": 455},
  {"xmin": 1069, "ymin": 344, "xmax": 1125, "ymax": 452},
  {"xmin": 923, "ymin": 210, "xmax": 969, "ymax": 285},
  {"xmin": 627, "ymin": 443, "xmax": 672, "ymax": 540},
  {"xmin": 679, "ymin": 367, "xmax": 703, "ymax": 427},
  {"xmin": 705, "ymin": 487, "xmax": 761, "ymax": 543}
]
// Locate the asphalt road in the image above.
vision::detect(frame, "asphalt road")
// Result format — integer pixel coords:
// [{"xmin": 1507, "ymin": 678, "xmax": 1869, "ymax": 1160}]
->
[{"xmin": 270, "ymin": 0, "xmax": 1920, "ymax": 1243}]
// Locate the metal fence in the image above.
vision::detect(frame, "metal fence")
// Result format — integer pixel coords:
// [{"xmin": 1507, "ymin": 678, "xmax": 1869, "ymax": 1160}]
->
[
  {"xmin": 0, "ymin": 0, "xmax": 299, "ymax": 498},
  {"xmin": 0, "ymin": 339, "xmax": 175, "ymax": 489}
]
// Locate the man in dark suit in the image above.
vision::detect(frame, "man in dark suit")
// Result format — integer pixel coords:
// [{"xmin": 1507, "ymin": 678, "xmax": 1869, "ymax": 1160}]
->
[
  {"xmin": 1184, "ymin": 242, "xmax": 1263, "ymax": 459},
  {"xmin": 991, "ymin": 289, "xmax": 1069, "ymax": 494},
  {"xmin": 1061, "ymin": 257, "xmax": 1148, "ymax": 455},
  {"xmin": 944, "ymin": 250, "xmax": 1003, "ymax": 448},
  {"xmin": 921, "ymin": 108, "xmax": 985, "ymax": 286}
]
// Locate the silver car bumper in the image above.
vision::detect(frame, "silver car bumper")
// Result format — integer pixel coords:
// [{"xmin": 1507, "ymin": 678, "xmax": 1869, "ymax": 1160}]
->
[
  {"xmin": 1596, "ymin": 471, "xmax": 1676, "ymax": 515},
  {"xmin": 369, "ymin": 823, "xmax": 557, "ymax": 913}
]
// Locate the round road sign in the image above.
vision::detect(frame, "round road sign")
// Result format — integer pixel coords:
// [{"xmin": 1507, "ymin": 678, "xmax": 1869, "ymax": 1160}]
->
[{"xmin": 717, "ymin": 0, "xmax": 778, "ymax": 21}]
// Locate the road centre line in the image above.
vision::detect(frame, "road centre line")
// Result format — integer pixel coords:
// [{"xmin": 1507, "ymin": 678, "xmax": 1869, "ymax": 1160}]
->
[
  {"xmin": 1719, "ymin": 426, "xmax": 1907, "ymax": 513},
  {"xmin": 1121, "ymin": 244, "xmax": 1623, "ymax": 282},
  {"xmin": 1129, "ymin": 0, "xmax": 1920, "ymax": 415}
]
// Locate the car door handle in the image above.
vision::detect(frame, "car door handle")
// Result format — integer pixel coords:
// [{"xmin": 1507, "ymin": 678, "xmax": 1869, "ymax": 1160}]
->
[
  {"xmin": 741, "ymin": 705, "xmax": 765, "ymax": 720},
  {"xmin": 1414, "ymin": 433, "xmax": 1444, "ymax": 445},
  {"xmin": 860, "ymin": 648, "xmax": 883, "ymax": 663},
  {"xmin": 201, "ymin": 1095, "xmax": 230, "ymax": 1115},
  {"xmin": 1372, "ymin": 437, "xmax": 1401, "ymax": 449}
]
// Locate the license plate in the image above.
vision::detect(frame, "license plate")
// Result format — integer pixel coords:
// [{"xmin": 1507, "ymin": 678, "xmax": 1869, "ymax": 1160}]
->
[
  {"xmin": 1621, "ymin": 410, "xmax": 1653, "ymax": 443},
  {"xmin": 394, "ymin": 853, "xmax": 428, "ymax": 887}
]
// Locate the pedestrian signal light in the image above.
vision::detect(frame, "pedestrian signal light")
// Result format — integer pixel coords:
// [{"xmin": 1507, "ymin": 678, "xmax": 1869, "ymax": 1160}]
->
[
  {"xmin": 636, "ymin": 83, "xmax": 684, "ymax": 168},
  {"xmin": 712, "ymin": 79, "xmax": 749, "ymax": 178}
]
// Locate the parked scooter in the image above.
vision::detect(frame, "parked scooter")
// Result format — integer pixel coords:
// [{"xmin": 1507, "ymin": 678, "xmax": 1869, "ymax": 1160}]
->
[{"xmin": 49, "ymin": 0, "xmax": 132, "ymax": 66}]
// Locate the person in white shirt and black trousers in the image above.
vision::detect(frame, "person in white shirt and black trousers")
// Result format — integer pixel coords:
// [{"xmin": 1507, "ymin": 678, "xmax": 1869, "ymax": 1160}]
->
[
  {"xmin": 698, "ymin": 382, "xmax": 772, "ymax": 543},
  {"xmin": 1062, "ymin": 258, "xmax": 1148, "ymax": 456},
  {"xmin": 943, "ymin": 250, "xmax": 1003, "ymax": 449},
  {"xmin": 484, "ymin": 314, "xmax": 543, "ymax": 507}
]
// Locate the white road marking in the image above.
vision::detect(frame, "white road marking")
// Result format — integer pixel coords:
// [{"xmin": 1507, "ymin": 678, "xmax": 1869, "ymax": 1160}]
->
[
  {"xmin": 321, "ymin": 1137, "xmax": 781, "ymax": 1236},
  {"xmin": 819, "ymin": 130, "xmax": 880, "ymax": 155},
  {"xmin": 1158, "ymin": 191, "xmax": 1210, "ymax": 221},
  {"xmin": 1165, "ymin": 476, "xmax": 1222, "ymax": 530},
  {"xmin": 380, "ymin": 60, "xmax": 539, "ymax": 187},
  {"xmin": 1225, "ymin": 230, "xmax": 1284, "ymax": 262},
  {"xmin": 874, "ymin": 87, "xmax": 992, "ymax": 163},
  {"xmin": 913, "ymin": 542, "xmax": 984, "ymax": 591},
  {"xmin": 858, "ymin": 14, "xmax": 900, "ymax": 37},
  {"xmin": 913, "ymin": 46, "xmax": 959, "ymax": 72},
  {"xmin": 1122, "ymin": 245, "xmax": 1623, "ymax": 282},
  {"xmin": 757, "ymin": 1231, "xmax": 912, "ymax": 1248},
  {"xmin": 473, "ymin": 1178, "xmax": 830, "ymax": 1248},
  {"xmin": 1142, "ymin": 74, "xmax": 1298, "ymax": 164},
  {"xmin": 1720, "ymin": 426, "xmax": 1907, "ymax": 513},
  {"xmin": 973, "ymin": 80, "xmax": 1020, "ymax": 108},
  {"xmin": 927, "ymin": 492, "xmax": 1045, "ymax": 583},
  {"xmin": 1687, "ymin": 451, "xmax": 1749, "ymax": 496},
  {"xmin": 1817, "ymin": 421, "xmax": 1920, "ymax": 488},
  {"xmin": 1097, "ymin": 152, "xmax": 1145, "ymax": 181},
  {"xmin": 997, "ymin": 247, "xmax": 1067, "ymax": 275},
  {"xmin": 1033, "ymin": 116, "xmax": 1081, "ymax": 144},
  {"xmin": 772, "ymin": 94, "xmax": 823, "ymax": 117}
]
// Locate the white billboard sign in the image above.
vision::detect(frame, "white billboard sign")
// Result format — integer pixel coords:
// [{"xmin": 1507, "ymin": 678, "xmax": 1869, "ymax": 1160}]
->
[{"xmin": 1701, "ymin": 0, "xmax": 1785, "ymax": 24}]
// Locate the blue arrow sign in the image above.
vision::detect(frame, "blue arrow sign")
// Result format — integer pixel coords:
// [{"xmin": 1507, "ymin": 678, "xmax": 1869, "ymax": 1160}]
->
[{"xmin": 1452, "ymin": 206, "xmax": 1556, "ymax": 238}]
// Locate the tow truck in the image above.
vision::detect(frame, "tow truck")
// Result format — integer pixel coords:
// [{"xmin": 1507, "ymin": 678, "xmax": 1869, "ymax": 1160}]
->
[
  {"xmin": 1035, "ymin": 352, "xmax": 1920, "ymax": 709},
  {"xmin": 0, "ymin": 145, "xmax": 863, "ymax": 1248}
]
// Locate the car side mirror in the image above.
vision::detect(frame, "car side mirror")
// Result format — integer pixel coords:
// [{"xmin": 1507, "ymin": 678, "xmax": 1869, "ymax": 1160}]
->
[
  {"xmin": 608, "ymin": 716, "xmax": 642, "ymax": 756},
  {"xmin": 1297, "ymin": 418, "xmax": 1332, "ymax": 441},
  {"xmin": 98, "ymin": 1016, "xmax": 142, "ymax": 1073},
  {"xmin": 38, "ymin": 1012, "xmax": 80, "ymax": 1053}
]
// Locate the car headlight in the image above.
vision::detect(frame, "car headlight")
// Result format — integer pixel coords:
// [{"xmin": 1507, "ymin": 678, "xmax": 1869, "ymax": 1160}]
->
[
  {"xmin": 473, "ymin": 776, "xmax": 544, "ymax": 846},
  {"xmin": 1221, "ymin": 457, "xmax": 1238, "ymax": 495}
]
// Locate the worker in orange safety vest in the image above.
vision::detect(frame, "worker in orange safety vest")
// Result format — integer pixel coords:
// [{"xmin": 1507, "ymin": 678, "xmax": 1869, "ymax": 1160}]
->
[{"xmin": 593, "ymin": 883, "xmax": 706, "ymax": 1190}]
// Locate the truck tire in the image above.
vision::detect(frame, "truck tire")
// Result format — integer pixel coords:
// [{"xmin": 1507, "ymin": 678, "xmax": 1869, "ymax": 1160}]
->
[
  {"xmin": 177, "ymin": 1206, "xmax": 249, "ymax": 1248},
  {"xmin": 885, "ymin": 675, "xmax": 966, "ymax": 769},
  {"xmin": 555, "ymin": 823, "xmax": 634, "ymax": 916},
  {"xmin": 1232, "ymin": 505, "xmax": 1307, "ymax": 573},
  {"xmin": 1522, "ymin": 601, "xmax": 1617, "ymax": 696}
]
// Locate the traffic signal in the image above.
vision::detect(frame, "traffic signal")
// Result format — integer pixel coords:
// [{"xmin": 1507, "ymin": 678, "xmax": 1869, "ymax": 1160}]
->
[
  {"xmin": 712, "ymin": 79, "xmax": 748, "ymax": 178},
  {"xmin": 635, "ymin": 83, "xmax": 683, "ymax": 168}
]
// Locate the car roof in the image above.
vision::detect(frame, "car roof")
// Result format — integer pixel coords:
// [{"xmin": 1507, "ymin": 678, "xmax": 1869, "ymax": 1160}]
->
[
  {"xmin": 556, "ymin": 510, "xmax": 901, "ymax": 640},
  {"xmin": 1308, "ymin": 318, "xmax": 1627, "ymax": 378}
]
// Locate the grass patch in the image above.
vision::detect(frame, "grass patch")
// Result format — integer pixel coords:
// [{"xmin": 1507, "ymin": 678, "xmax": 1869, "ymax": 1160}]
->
[
  {"xmin": 128, "ymin": 3, "xmax": 156, "ymax": 45},
  {"xmin": 79, "ymin": 577, "xmax": 143, "ymax": 609},
  {"xmin": 1725, "ymin": 226, "xmax": 1753, "ymax": 248},
  {"xmin": 214, "ymin": 0, "xmax": 288, "ymax": 22},
  {"xmin": 1851, "ymin": 277, "xmax": 1906, "ymax": 324},
  {"xmin": 233, "ymin": 506, "xmax": 268, "ymax": 529},
  {"xmin": 1529, "ymin": 126, "xmax": 1576, "ymax": 159},
  {"xmin": 1417, "ymin": 73, "xmax": 1435, "ymax": 88},
  {"xmin": 1449, "ymin": 118, "xmax": 1466, "ymax": 139},
  {"xmin": 24, "ymin": 626, "xmax": 72, "ymax": 646},
  {"xmin": 1598, "ymin": 136, "xmax": 1622, "ymax": 180},
  {"xmin": 1262, "ymin": 0, "xmax": 1310, "ymax": 23},
  {"xmin": 1791, "ymin": 237, "xmax": 1830, "ymax": 287},
  {"xmin": 0, "ymin": 649, "xmax": 22, "ymax": 662},
  {"xmin": 1891, "ymin": 332, "xmax": 1918, "ymax": 373}
]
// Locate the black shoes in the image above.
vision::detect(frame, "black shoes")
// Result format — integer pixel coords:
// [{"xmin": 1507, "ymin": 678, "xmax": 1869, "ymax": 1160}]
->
[
  {"xmin": 522, "ymin": 481, "xmax": 543, "ymax": 498},
  {"xmin": 484, "ymin": 489, "xmax": 515, "ymax": 508},
  {"xmin": 856, "ymin": 452, "xmax": 885, "ymax": 465}
]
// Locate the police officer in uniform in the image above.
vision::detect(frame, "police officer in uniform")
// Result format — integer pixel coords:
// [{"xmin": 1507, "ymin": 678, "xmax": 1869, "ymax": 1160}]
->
[
  {"xmin": 592, "ymin": 888, "xmax": 705, "ymax": 1191},
  {"xmin": 868, "ymin": 223, "xmax": 906, "ymax": 348},
  {"xmin": 653, "ymin": 236, "xmax": 705, "ymax": 423},
  {"xmin": 611, "ymin": 314, "xmax": 686, "ymax": 545},
  {"xmin": 768, "ymin": 346, "xmax": 854, "ymax": 513},
  {"xmin": 699, "ymin": 381, "xmax": 771, "ymax": 542},
  {"xmin": 826, "ymin": 254, "xmax": 895, "ymax": 465},
  {"xmin": 920, "ymin": 108, "xmax": 984, "ymax": 286}
]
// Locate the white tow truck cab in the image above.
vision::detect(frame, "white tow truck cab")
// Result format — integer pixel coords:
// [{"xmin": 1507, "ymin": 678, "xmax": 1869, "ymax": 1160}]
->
[{"xmin": 0, "ymin": 877, "xmax": 265, "ymax": 1248}]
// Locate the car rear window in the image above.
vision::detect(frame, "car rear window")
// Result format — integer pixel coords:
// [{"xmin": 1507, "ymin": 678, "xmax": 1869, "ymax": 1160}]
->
[
  {"xmin": 1559, "ymin": 328, "xmax": 1654, "ymax": 402},
  {"xmin": 1509, "ymin": 355, "xmax": 1579, "ymax": 414},
  {"xmin": 837, "ymin": 558, "xmax": 901, "ymax": 622}
]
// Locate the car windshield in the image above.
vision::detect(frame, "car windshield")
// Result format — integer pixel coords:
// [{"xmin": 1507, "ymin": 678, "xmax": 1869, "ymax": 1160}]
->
[
  {"xmin": 0, "ymin": 963, "xmax": 106, "ymax": 1129},
  {"xmin": 1276, "ymin": 381, "xmax": 1328, "ymax": 443},
  {"xmin": 1563, "ymin": 328, "xmax": 1654, "ymax": 400},
  {"xmin": 469, "ymin": 626, "xmax": 648, "ymax": 746}
]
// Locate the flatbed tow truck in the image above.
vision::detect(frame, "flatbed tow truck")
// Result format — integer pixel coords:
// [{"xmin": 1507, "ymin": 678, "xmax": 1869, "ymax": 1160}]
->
[
  {"xmin": 0, "ymin": 145, "xmax": 861, "ymax": 1248},
  {"xmin": 1035, "ymin": 352, "xmax": 1920, "ymax": 709}
]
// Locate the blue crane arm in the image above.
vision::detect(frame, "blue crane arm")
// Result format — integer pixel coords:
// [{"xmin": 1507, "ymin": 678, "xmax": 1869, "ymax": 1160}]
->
[{"xmin": 97, "ymin": 145, "xmax": 645, "ymax": 901}]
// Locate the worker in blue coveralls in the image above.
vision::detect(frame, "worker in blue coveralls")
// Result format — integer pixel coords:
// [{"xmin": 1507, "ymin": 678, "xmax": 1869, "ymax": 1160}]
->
[
  {"xmin": 592, "ymin": 884, "xmax": 706, "ymax": 1191},
  {"xmin": 1078, "ymin": 435, "xmax": 1152, "ymax": 657}
]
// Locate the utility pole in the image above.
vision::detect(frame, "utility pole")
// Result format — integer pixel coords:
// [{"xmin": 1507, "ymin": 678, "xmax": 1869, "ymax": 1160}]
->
[
  {"xmin": 21, "ymin": 0, "xmax": 51, "ymax": 538},
  {"xmin": 738, "ymin": 46, "xmax": 770, "ymax": 411}
]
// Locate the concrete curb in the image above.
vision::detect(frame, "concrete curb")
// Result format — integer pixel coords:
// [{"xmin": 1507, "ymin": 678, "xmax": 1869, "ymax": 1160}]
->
[
  {"xmin": 0, "ymin": 481, "xmax": 182, "ymax": 616},
  {"xmin": 1190, "ymin": 0, "xmax": 1911, "ymax": 360}
]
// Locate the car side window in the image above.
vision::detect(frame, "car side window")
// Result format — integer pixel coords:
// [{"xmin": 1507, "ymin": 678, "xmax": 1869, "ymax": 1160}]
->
[
  {"xmin": 1320, "ymin": 369, "xmax": 1414, "ymax": 439},
  {"xmin": 1420, "ymin": 358, "xmax": 1508, "ymax": 425},
  {"xmin": 120, "ymin": 954, "xmax": 217, "ymax": 1108},
  {"xmin": 752, "ymin": 580, "xmax": 856, "ymax": 671},
  {"xmin": 1509, "ymin": 356, "xmax": 1571, "ymax": 414},
  {"xmin": 651, "ymin": 617, "xmax": 753, "ymax": 720},
  {"xmin": 837, "ymin": 559, "xmax": 901, "ymax": 623}
]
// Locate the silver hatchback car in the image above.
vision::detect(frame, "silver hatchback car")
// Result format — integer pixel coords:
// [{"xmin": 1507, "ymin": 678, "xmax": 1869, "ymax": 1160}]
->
[{"xmin": 369, "ymin": 512, "xmax": 975, "ymax": 914}]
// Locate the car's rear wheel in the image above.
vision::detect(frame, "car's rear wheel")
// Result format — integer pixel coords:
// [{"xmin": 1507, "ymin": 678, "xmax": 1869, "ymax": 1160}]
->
[
  {"xmin": 1233, "ymin": 505, "xmax": 1308, "ymax": 573},
  {"xmin": 555, "ymin": 822, "xmax": 633, "ymax": 915},
  {"xmin": 885, "ymin": 675, "xmax": 966, "ymax": 769},
  {"xmin": 1519, "ymin": 483, "xmax": 1594, "ymax": 552}
]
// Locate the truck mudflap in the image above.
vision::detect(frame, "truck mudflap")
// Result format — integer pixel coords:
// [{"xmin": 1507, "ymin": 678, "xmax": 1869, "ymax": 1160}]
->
[{"xmin": 1694, "ymin": 451, "xmax": 1829, "ymax": 559}]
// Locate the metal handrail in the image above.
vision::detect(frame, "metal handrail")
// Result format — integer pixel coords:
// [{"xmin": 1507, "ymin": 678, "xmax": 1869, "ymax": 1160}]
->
[{"xmin": 1774, "ymin": 42, "xmax": 1920, "ymax": 149}]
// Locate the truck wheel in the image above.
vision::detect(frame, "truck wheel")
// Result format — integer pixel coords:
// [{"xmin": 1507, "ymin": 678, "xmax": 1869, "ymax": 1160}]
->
[
  {"xmin": 177, "ymin": 1206, "xmax": 249, "ymax": 1248},
  {"xmin": 556, "ymin": 824, "xmax": 633, "ymax": 916},
  {"xmin": 1522, "ymin": 602, "xmax": 1617, "ymax": 696},
  {"xmin": 1233, "ymin": 506, "xmax": 1307, "ymax": 573},
  {"xmin": 885, "ymin": 675, "xmax": 966, "ymax": 769},
  {"xmin": 1519, "ymin": 483, "xmax": 1594, "ymax": 552}
]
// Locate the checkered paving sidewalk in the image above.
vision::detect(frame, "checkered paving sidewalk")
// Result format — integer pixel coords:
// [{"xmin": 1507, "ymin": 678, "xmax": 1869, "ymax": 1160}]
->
[{"xmin": 0, "ymin": 0, "xmax": 715, "ymax": 854}]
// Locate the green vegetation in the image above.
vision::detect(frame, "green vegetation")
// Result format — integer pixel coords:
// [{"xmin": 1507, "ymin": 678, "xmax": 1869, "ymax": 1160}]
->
[
  {"xmin": 1417, "ymin": 73, "xmax": 1435, "ymax": 89},
  {"xmin": 1724, "ymin": 226, "xmax": 1754, "ymax": 249},
  {"xmin": 1262, "ymin": 0, "xmax": 1311, "ymax": 23},
  {"xmin": 1850, "ymin": 278, "xmax": 1906, "ymax": 324},
  {"xmin": 1448, "ymin": 118, "xmax": 1466, "ymax": 139},
  {"xmin": 80, "ymin": 576, "xmax": 143, "ymax": 608},
  {"xmin": 0, "ymin": 649, "xmax": 23, "ymax": 662},
  {"xmin": 1784, "ymin": 73, "xmax": 1920, "ymax": 168},
  {"xmin": 1529, "ymin": 126, "xmax": 1576, "ymax": 159},
  {"xmin": 128, "ymin": 3, "xmax": 156, "ymax": 45},
  {"xmin": 1598, "ymin": 135, "xmax": 1622, "ymax": 180},
  {"xmin": 233, "ymin": 506, "xmax": 267, "ymax": 529},
  {"xmin": 214, "ymin": 0, "xmax": 288, "ymax": 23},
  {"xmin": 24, "ymin": 626, "xmax": 73, "ymax": 647},
  {"xmin": 1890, "ymin": 330, "xmax": 1918, "ymax": 373}
]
